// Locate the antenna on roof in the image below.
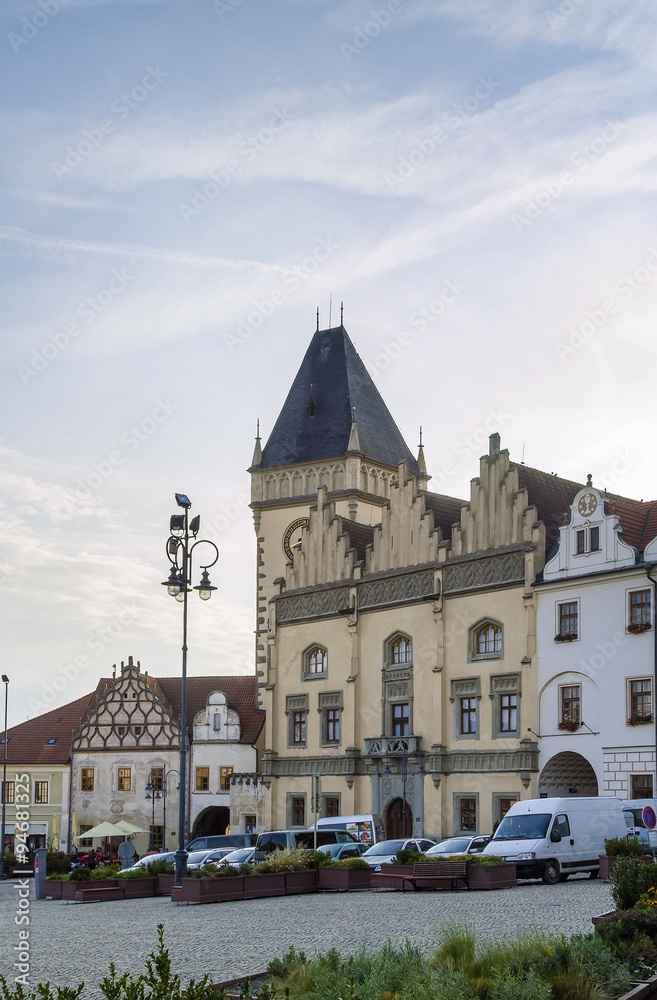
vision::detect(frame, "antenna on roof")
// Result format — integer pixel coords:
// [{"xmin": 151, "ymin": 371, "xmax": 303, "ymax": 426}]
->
[
  {"xmin": 419, "ymin": 426, "xmax": 423, "ymax": 448},
  {"xmin": 341, "ymin": 301, "xmax": 344, "ymax": 324},
  {"xmin": 329, "ymin": 292, "xmax": 332, "ymax": 327},
  {"xmin": 521, "ymin": 442, "xmax": 525, "ymax": 465}
]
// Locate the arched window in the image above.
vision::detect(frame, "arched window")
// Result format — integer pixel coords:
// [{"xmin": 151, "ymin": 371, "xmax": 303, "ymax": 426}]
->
[
  {"xmin": 471, "ymin": 620, "xmax": 503, "ymax": 660},
  {"xmin": 303, "ymin": 645, "xmax": 327, "ymax": 679},
  {"xmin": 390, "ymin": 635, "xmax": 412, "ymax": 664}
]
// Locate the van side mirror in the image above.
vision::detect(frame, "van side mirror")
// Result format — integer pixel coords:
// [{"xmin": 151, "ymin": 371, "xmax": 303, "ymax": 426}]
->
[{"xmin": 550, "ymin": 828, "xmax": 562, "ymax": 843}]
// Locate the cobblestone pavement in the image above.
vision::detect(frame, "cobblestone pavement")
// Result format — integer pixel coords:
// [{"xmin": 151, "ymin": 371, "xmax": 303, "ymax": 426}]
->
[{"xmin": 0, "ymin": 877, "xmax": 613, "ymax": 993}]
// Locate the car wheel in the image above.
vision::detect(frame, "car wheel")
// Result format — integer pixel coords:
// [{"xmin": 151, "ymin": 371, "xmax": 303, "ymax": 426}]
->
[
  {"xmin": 588, "ymin": 869, "xmax": 599, "ymax": 879},
  {"xmin": 542, "ymin": 860, "xmax": 560, "ymax": 885}
]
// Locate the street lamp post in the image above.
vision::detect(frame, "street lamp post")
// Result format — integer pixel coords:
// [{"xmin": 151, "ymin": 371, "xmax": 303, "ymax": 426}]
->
[
  {"xmin": 162, "ymin": 493, "xmax": 218, "ymax": 886},
  {"xmin": 144, "ymin": 781, "xmax": 161, "ymax": 851},
  {"xmin": 0, "ymin": 675, "xmax": 8, "ymax": 881}
]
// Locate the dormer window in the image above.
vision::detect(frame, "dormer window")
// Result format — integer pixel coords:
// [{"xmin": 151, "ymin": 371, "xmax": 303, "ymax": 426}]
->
[{"xmin": 575, "ymin": 526, "xmax": 600, "ymax": 554}]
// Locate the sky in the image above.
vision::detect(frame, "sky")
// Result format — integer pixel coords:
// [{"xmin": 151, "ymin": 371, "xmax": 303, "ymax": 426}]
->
[{"xmin": 2, "ymin": 0, "xmax": 657, "ymax": 727}]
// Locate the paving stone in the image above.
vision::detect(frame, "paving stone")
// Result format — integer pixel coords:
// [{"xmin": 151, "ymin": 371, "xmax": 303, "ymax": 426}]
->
[{"xmin": 0, "ymin": 877, "xmax": 614, "ymax": 994}]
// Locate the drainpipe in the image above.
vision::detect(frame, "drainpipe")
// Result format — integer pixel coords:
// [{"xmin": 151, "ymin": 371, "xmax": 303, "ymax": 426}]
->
[{"xmin": 644, "ymin": 565, "xmax": 657, "ymax": 792}]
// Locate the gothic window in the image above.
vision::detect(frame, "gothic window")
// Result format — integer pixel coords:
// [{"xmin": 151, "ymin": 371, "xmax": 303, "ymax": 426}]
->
[
  {"xmin": 303, "ymin": 644, "xmax": 327, "ymax": 680},
  {"xmin": 383, "ymin": 633, "xmax": 413, "ymax": 737},
  {"xmin": 470, "ymin": 619, "xmax": 503, "ymax": 660},
  {"xmin": 389, "ymin": 634, "xmax": 412, "ymax": 664}
]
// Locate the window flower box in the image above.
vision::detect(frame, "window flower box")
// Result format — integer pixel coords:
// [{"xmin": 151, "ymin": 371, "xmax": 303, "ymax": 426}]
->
[
  {"xmin": 557, "ymin": 720, "xmax": 581, "ymax": 732},
  {"xmin": 554, "ymin": 633, "xmax": 578, "ymax": 642},
  {"xmin": 627, "ymin": 621, "xmax": 652, "ymax": 634},
  {"xmin": 628, "ymin": 714, "xmax": 654, "ymax": 726}
]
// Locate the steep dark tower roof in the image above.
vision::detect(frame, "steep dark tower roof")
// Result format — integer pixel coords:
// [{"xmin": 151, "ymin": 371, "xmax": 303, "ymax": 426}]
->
[{"xmin": 259, "ymin": 325, "xmax": 420, "ymax": 474}]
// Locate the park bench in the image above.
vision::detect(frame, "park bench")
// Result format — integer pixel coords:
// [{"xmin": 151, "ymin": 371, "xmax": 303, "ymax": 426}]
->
[
  {"xmin": 401, "ymin": 861, "xmax": 469, "ymax": 892},
  {"xmin": 73, "ymin": 885, "xmax": 125, "ymax": 902}
]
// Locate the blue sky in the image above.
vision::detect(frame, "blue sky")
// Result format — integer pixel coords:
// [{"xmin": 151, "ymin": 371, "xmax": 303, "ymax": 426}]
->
[{"xmin": 2, "ymin": 0, "xmax": 657, "ymax": 726}]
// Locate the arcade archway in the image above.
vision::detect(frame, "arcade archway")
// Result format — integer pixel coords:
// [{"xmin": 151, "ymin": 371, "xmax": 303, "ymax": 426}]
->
[
  {"xmin": 191, "ymin": 806, "xmax": 230, "ymax": 839},
  {"xmin": 539, "ymin": 752, "xmax": 598, "ymax": 797}
]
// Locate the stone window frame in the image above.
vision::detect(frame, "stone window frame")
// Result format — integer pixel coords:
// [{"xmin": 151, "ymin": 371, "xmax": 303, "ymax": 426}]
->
[
  {"xmin": 117, "ymin": 766, "xmax": 132, "ymax": 792},
  {"xmin": 302, "ymin": 643, "xmax": 328, "ymax": 682},
  {"xmin": 556, "ymin": 599, "xmax": 579, "ymax": 640},
  {"xmin": 286, "ymin": 792, "xmax": 307, "ymax": 828},
  {"xmin": 219, "ymin": 766, "xmax": 234, "ymax": 791},
  {"xmin": 559, "ymin": 682, "xmax": 581, "ymax": 727},
  {"xmin": 318, "ymin": 691, "xmax": 343, "ymax": 747},
  {"xmin": 490, "ymin": 673, "xmax": 521, "ymax": 739},
  {"xmin": 321, "ymin": 794, "xmax": 341, "ymax": 818},
  {"xmin": 468, "ymin": 617, "xmax": 504, "ymax": 663},
  {"xmin": 451, "ymin": 677, "xmax": 481, "ymax": 741},
  {"xmin": 34, "ymin": 780, "xmax": 49, "ymax": 804},
  {"xmin": 150, "ymin": 766, "xmax": 164, "ymax": 792},
  {"xmin": 492, "ymin": 792, "xmax": 518, "ymax": 830},
  {"xmin": 195, "ymin": 766, "xmax": 210, "ymax": 792},
  {"xmin": 80, "ymin": 767, "xmax": 94, "ymax": 792},
  {"xmin": 627, "ymin": 588, "xmax": 653, "ymax": 630},
  {"xmin": 631, "ymin": 773, "xmax": 654, "ymax": 798},
  {"xmin": 453, "ymin": 792, "xmax": 478, "ymax": 834},
  {"xmin": 626, "ymin": 675, "xmax": 653, "ymax": 723},
  {"xmin": 286, "ymin": 694, "xmax": 309, "ymax": 748},
  {"xmin": 383, "ymin": 631, "xmax": 414, "ymax": 737}
]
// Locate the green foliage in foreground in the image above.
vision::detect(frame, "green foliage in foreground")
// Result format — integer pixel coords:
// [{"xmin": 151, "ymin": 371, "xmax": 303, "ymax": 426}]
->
[
  {"xmin": 604, "ymin": 837, "xmax": 644, "ymax": 858},
  {"xmin": 607, "ymin": 857, "xmax": 657, "ymax": 910},
  {"xmin": 266, "ymin": 926, "xmax": 632, "ymax": 1000}
]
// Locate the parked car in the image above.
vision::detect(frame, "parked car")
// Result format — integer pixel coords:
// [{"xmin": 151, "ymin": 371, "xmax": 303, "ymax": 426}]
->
[
  {"xmin": 186, "ymin": 848, "xmax": 236, "ymax": 870},
  {"xmin": 361, "ymin": 837, "xmax": 437, "ymax": 870},
  {"xmin": 123, "ymin": 851, "xmax": 176, "ymax": 871},
  {"xmin": 220, "ymin": 847, "xmax": 256, "ymax": 868},
  {"xmin": 316, "ymin": 841, "xmax": 366, "ymax": 861},
  {"xmin": 424, "ymin": 835, "xmax": 490, "ymax": 857},
  {"xmin": 186, "ymin": 834, "xmax": 256, "ymax": 852},
  {"xmin": 255, "ymin": 828, "xmax": 357, "ymax": 860}
]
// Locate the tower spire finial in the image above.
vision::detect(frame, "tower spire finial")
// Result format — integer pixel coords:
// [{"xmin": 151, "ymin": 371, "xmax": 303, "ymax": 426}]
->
[
  {"xmin": 316, "ymin": 307, "xmax": 320, "ymax": 332},
  {"xmin": 340, "ymin": 300, "xmax": 344, "ymax": 324},
  {"xmin": 251, "ymin": 418, "xmax": 262, "ymax": 466},
  {"xmin": 417, "ymin": 425, "xmax": 427, "ymax": 476}
]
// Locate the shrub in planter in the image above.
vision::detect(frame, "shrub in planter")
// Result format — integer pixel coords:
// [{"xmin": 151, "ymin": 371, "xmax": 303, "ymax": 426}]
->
[
  {"xmin": 595, "ymin": 908, "xmax": 657, "ymax": 958},
  {"xmin": 335, "ymin": 857, "xmax": 370, "ymax": 871},
  {"xmin": 90, "ymin": 864, "xmax": 120, "ymax": 880},
  {"xmin": 607, "ymin": 858, "xmax": 657, "ymax": 911},
  {"xmin": 256, "ymin": 848, "xmax": 312, "ymax": 872},
  {"xmin": 115, "ymin": 868, "xmax": 156, "ymax": 880},
  {"xmin": 68, "ymin": 867, "xmax": 92, "ymax": 881},
  {"xmin": 139, "ymin": 859, "xmax": 174, "ymax": 876},
  {"xmin": 45, "ymin": 872, "xmax": 68, "ymax": 881},
  {"xmin": 391, "ymin": 849, "xmax": 425, "ymax": 865},
  {"xmin": 604, "ymin": 836, "xmax": 644, "ymax": 858},
  {"xmin": 187, "ymin": 865, "xmax": 220, "ymax": 879},
  {"xmin": 46, "ymin": 851, "xmax": 71, "ymax": 873}
]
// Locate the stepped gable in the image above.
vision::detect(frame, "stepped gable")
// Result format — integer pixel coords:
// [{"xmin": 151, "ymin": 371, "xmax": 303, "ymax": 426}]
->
[
  {"xmin": 614, "ymin": 500, "xmax": 657, "ymax": 552},
  {"xmin": 422, "ymin": 490, "xmax": 467, "ymax": 538},
  {"xmin": 259, "ymin": 324, "xmax": 419, "ymax": 474},
  {"xmin": 512, "ymin": 465, "xmax": 586, "ymax": 544},
  {"xmin": 156, "ymin": 675, "xmax": 264, "ymax": 745},
  {"xmin": 3, "ymin": 686, "xmax": 108, "ymax": 765}
]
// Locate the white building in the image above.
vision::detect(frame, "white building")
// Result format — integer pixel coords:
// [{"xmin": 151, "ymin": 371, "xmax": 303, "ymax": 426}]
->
[{"xmin": 536, "ymin": 481, "xmax": 657, "ymax": 799}]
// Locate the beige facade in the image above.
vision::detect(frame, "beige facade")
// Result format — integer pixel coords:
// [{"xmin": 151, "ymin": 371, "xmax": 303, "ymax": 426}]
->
[{"xmin": 254, "ymin": 427, "xmax": 552, "ymax": 838}]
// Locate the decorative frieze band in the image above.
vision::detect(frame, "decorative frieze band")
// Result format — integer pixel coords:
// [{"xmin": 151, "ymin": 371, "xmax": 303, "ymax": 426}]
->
[
  {"xmin": 277, "ymin": 587, "xmax": 351, "ymax": 622},
  {"xmin": 427, "ymin": 745, "xmax": 538, "ymax": 773},
  {"xmin": 359, "ymin": 570, "xmax": 434, "ymax": 609},
  {"xmin": 443, "ymin": 552, "xmax": 525, "ymax": 594}
]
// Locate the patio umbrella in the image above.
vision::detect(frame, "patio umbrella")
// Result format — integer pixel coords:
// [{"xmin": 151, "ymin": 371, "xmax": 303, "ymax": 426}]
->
[
  {"xmin": 73, "ymin": 820, "xmax": 122, "ymax": 842},
  {"xmin": 50, "ymin": 814, "xmax": 60, "ymax": 850},
  {"xmin": 113, "ymin": 820, "xmax": 148, "ymax": 835}
]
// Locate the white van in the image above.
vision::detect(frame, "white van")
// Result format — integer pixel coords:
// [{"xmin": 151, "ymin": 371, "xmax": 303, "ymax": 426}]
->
[
  {"xmin": 315, "ymin": 814, "xmax": 385, "ymax": 845},
  {"xmin": 483, "ymin": 796, "xmax": 627, "ymax": 883},
  {"xmin": 621, "ymin": 799, "xmax": 657, "ymax": 847}
]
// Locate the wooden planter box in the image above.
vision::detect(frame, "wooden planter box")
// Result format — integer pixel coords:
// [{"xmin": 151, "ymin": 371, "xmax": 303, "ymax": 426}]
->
[
  {"xmin": 370, "ymin": 863, "xmax": 414, "ymax": 890},
  {"xmin": 285, "ymin": 870, "xmax": 318, "ymax": 895},
  {"xmin": 591, "ymin": 910, "xmax": 615, "ymax": 927},
  {"xmin": 319, "ymin": 867, "xmax": 371, "ymax": 891},
  {"xmin": 45, "ymin": 880, "xmax": 63, "ymax": 899},
  {"xmin": 620, "ymin": 974, "xmax": 657, "ymax": 998},
  {"xmin": 156, "ymin": 874, "xmax": 175, "ymax": 895},
  {"xmin": 466, "ymin": 863, "xmax": 516, "ymax": 890},
  {"xmin": 118, "ymin": 876, "xmax": 156, "ymax": 898},
  {"xmin": 175, "ymin": 875, "xmax": 245, "ymax": 903},
  {"xmin": 243, "ymin": 872, "xmax": 286, "ymax": 898},
  {"xmin": 598, "ymin": 855, "xmax": 654, "ymax": 880}
]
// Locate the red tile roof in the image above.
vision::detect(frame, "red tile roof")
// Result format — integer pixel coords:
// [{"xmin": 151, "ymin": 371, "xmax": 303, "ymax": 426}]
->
[
  {"xmin": 5, "ymin": 675, "xmax": 263, "ymax": 764},
  {"xmin": 614, "ymin": 500, "xmax": 657, "ymax": 552}
]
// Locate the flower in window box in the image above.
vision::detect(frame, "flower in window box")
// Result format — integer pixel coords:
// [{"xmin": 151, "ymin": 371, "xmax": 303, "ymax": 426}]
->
[
  {"xmin": 557, "ymin": 720, "xmax": 581, "ymax": 732},
  {"xmin": 554, "ymin": 633, "xmax": 578, "ymax": 642},
  {"xmin": 627, "ymin": 714, "xmax": 654, "ymax": 726},
  {"xmin": 627, "ymin": 621, "xmax": 652, "ymax": 634}
]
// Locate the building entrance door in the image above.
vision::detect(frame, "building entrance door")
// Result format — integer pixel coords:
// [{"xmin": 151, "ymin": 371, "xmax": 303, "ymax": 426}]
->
[{"xmin": 385, "ymin": 797, "xmax": 412, "ymax": 839}]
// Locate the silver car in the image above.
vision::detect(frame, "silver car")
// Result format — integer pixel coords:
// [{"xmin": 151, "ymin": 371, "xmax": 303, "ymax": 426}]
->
[
  {"xmin": 361, "ymin": 837, "xmax": 437, "ymax": 870},
  {"xmin": 424, "ymin": 834, "xmax": 490, "ymax": 857},
  {"xmin": 220, "ymin": 847, "xmax": 256, "ymax": 868},
  {"xmin": 186, "ymin": 847, "xmax": 236, "ymax": 870}
]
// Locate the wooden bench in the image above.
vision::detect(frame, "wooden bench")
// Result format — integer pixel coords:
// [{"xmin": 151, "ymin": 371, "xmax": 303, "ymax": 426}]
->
[
  {"xmin": 73, "ymin": 886, "xmax": 125, "ymax": 902},
  {"xmin": 401, "ymin": 861, "xmax": 469, "ymax": 892}
]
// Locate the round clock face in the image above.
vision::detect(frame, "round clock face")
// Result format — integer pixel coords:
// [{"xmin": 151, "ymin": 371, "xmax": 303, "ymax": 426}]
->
[
  {"xmin": 577, "ymin": 492, "xmax": 598, "ymax": 517},
  {"xmin": 283, "ymin": 517, "xmax": 309, "ymax": 560}
]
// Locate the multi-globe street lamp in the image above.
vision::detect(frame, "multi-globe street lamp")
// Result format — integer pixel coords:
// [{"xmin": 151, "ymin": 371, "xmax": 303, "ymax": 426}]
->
[
  {"xmin": 0, "ymin": 674, "xmax": 8, "ymax": 881},
  {"xmin": 161, "ymin": 493, "xmax": 218, "ymax": 885},
  {"xmin": 161, "ymin": 768, "xmax": 180, "ymax": 854},
  {"xmin": 144, "ymin": 780, "xmax": 161, "ymax": 851}
]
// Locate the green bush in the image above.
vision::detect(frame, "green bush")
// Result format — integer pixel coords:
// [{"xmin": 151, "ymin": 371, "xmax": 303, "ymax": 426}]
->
[
  {"xmin": 607, "ymin": 857, "xmax": 657, "ymax": 910},
  {"xmin": 188, "ymin": 864, "xmax": 220, "ymax": 879},
  {"xmin": 68, "ymin": 867, "xmax": 91, "ymax": 881},
  {"xmin": 45, "ymin": 851, "xmax": 71, "ymax": 873},
  {"xmin": 45, "ymin": 872, "xmax": 67, "ymax": 881},
  {"xmin": 391, "ymin": 848, "xmax": 425, "ymax": 865},
  {"xmin": 604, "ymin": 836, "xmax": 644, "ymax": 857},
  {"xmin": 139, "ymin": 859, "xmax": 174, "ymax": 876},
  {"xmin": 115, "ymin": 867, "xmax": 155, "ymax": 880},
  {"xmin": 90, "ymin": 865, "xmax": 120, "ymax": 880},
  {"xmin": 335, "ymin": 857, "xmax": 370, "ymax": 870},
  {"xmin": 212, "ymin": 863, "xmax": 241, "ymax": 878}
]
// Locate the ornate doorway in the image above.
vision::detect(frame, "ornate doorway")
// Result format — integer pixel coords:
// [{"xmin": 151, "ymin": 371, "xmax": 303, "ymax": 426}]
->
[{"xmin": 385, "ymin": 797, "xmax": 412, "ymax": 839}]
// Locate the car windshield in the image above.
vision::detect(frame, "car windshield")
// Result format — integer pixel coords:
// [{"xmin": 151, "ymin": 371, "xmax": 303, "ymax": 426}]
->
[
  {"xmin": 493, "ymin": 814, "xmax": 551, "ymax": 841},
  {"xmin": 187, "ymin": 851, "xmax": 212, "ymax": 863},
  {"xmin": 428, "ymin": 838, "xmax": 471, "ymax": 853},
  {"xmin": 223, "ymin": 848, "xmax": 252, "ymax": 863},
  {"xmin": 364, "ymin": 840, "xmax": 405, "ymax": 856}
]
